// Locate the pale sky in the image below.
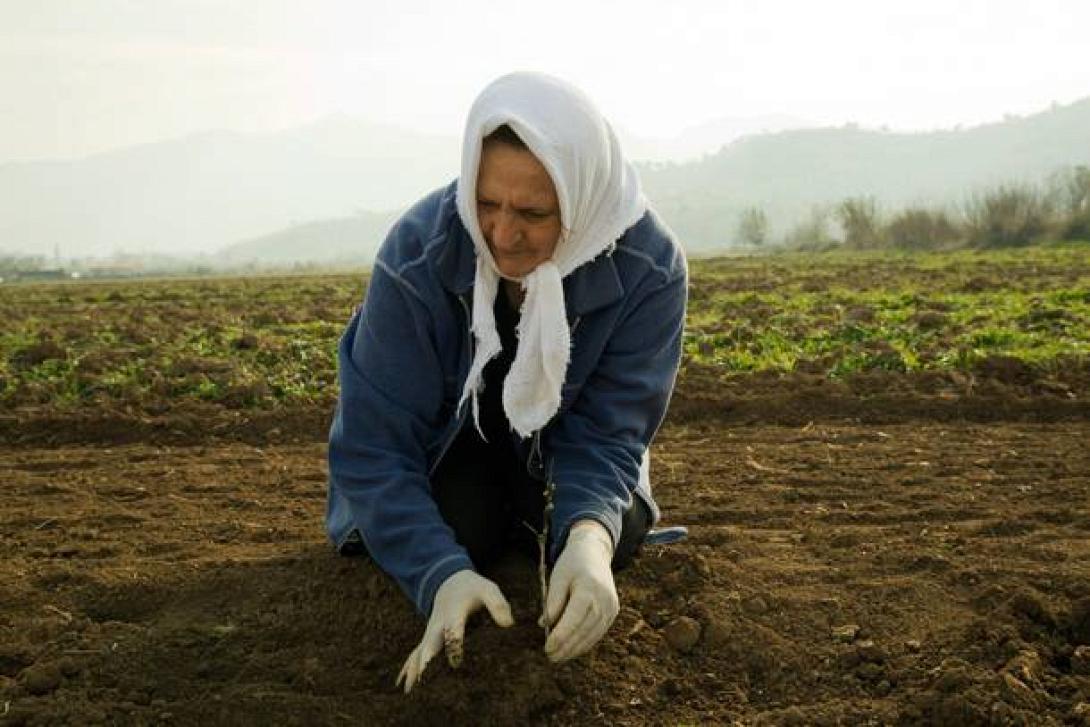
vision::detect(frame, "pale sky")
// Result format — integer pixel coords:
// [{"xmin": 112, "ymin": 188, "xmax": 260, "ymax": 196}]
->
[{"xmin": 2, "ymin": 0, "xmax": 1089, "ymax": 162}]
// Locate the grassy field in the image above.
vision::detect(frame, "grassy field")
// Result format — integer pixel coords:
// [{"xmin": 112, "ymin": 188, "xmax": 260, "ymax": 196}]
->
[
  {"xmin": 1, "ymin": 244, "xmax": 1088, "ymax": 414},
  {"xmin": 684, "ymin": 245, "xmax": 1090, "ymax": 375}
]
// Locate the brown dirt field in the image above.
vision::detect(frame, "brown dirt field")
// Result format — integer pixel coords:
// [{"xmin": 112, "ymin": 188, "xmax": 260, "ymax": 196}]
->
[
  {"xmin": 3, "ymin": 391, "xmax": 1090, "ymax": 724},
  {"xmin": 4, "ymin": 357, "xmax": 1090, "ymax": 449}
]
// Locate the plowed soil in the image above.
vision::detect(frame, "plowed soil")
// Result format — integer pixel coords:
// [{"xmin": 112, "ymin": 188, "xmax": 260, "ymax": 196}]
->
[{"xmin": 3, "ymin": 382, "xmax": 1090, "ymax": 725}]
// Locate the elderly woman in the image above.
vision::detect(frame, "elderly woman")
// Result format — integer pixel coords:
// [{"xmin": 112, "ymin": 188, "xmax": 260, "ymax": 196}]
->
[{"xmin": 325, "ymin": 72, "xmax": 687, "ymax": 692}]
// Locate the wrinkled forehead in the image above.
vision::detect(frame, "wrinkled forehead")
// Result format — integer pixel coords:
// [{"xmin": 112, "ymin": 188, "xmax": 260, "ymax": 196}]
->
[
  {"xmin": 471, "ymin": 118, "xmax": 566, "ymax": 215},
  {"xmin": 477, "ymin": 138, "xmax": 556, "ymax": 199}
]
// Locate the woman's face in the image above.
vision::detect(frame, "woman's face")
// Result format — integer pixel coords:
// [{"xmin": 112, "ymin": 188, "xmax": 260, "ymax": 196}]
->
[{"xmin": 476, "ymin": 142, "xmax": 562, "ymax": 279}]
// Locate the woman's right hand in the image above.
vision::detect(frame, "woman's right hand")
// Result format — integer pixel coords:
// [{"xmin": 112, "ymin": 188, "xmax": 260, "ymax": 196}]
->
[
  {"xmin": 396, "ymin": 569, "xmax": 514, "ymax": 693},
  {"xmin": 541, "ymin": 520, "xmax": 619, "ymax": 663}
]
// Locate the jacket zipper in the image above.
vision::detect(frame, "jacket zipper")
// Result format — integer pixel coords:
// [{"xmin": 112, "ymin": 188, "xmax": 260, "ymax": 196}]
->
[
  {"xmin": 527, "ymin": 430, "xmax": 545, "ymax": 479},
  {"xmin": 428, "ymin": 292, "xmax": 473, "ymax": 477},
  {"xmin": 433, "ymin": 303, "xmax": 579, "ymax": 480}
]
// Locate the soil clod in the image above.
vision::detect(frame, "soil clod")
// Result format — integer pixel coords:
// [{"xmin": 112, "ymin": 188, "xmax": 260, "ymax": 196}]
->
[
  {"xmin": 19, "ymin": 663, "xmax": 63, "ymax": 696},
  {"xmin": 663, "ymin": 617, "xmax": 702, "ymax": 652}
]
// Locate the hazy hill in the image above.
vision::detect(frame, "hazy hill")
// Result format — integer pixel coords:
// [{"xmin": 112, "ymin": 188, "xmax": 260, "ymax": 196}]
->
[
  {"xmin": 645, "ymin": 97, "xmax": 1090, "ymax": 248},
  {"xmin": 220, "ymin": 209, "xmax": 400, "ymax": 266},
  {"xmin": 3, "ymin": 98, "xmax": 1089, "ymax": 263},
  {"xmin": 618, "ymin": 113, "xmax": 811, "ymax": 162},
  {"xmin": 0, "ymin": 117, "xmax": 458, "ymax": 258},
  {"xmin": 0, "ymin": 112, "xmax": 807, "ymax": 261},
  {"xmin": 229, "ymin": 97, "xmax": 1090, "ymax": 261}
]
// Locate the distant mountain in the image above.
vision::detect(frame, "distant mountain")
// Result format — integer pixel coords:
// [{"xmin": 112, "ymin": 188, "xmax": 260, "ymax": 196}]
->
[
  {"xmin": 228, "ymin": 97, "xmax": 1090, "ymax": 261},
  {"xmin": 0, "ymin": 112, "xmax": 808, "ymax": 261},
  {"xmin": 219, "ymin": 209, "xmax": 400, "ymax": 265},
  {"xmin": 643, "ymin": 97, "xmax": 1090, "ymax": 248},
  {"xmin": 0, "ymin": 116, "xmax": 459, "ymax": 258},
  {"xmin": 3, "ymin": 98, "xmax": 1089, "ymax": 262},
  {"xmin": 618, "ymin": 114, "xmax": 812, "ymax": 162}
]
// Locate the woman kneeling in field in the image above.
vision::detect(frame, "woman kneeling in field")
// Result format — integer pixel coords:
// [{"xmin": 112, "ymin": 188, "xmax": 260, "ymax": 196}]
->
[{"xmin": 325, "ymin": 72, "xmax": 687, "ymax": 692}]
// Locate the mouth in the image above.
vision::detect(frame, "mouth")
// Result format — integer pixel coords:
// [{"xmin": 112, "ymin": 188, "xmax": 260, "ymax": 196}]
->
[{"xmin": 489, "ymin": 244, "xmax": 530, "ymax": 259}]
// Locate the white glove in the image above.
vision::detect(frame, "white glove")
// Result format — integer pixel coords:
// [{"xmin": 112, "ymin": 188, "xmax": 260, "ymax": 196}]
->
[
  {"xmin": 541, "ymin": 520, "xmax": 619, "ymax": 662},
  {"xmin": 397, "ymin": 569, "xmax": 514, "ymax": 693}
]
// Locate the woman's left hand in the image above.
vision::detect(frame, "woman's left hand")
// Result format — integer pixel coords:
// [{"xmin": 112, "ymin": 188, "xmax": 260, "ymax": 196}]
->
[{"xmin": 541, "ymin": 520, "xmax": 619, "ymax": 662}]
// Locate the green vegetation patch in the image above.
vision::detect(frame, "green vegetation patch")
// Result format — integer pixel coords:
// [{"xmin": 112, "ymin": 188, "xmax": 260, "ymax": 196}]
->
[
  {"xmin": 1, "ymin": 245, "xmax": 1087, "ymax": 413},
  {"xmin": 684, "ymin": 245, "xmax": 1089, "ymax": 376},
  {"xmin": 0, "ymin": 275, "xmax": 365, "ymax": 411}
]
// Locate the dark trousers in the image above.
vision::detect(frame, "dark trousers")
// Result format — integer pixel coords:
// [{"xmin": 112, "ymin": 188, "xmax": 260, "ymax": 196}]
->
[{"xmin": 432, "ymin": 427, "xmax": 651, "ymax": 571}]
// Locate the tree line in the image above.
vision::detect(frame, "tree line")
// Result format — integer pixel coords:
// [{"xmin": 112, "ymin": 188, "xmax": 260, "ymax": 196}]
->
[{"xmin": 736, "ymin": 165, "xmax": 1090, "ymax": 250}]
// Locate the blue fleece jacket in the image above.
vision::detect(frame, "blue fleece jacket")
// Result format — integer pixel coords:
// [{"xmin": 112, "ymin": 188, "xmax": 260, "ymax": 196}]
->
[{"xmin": 325, "ymin": 181, "xmax": 687, "ymax": 615}]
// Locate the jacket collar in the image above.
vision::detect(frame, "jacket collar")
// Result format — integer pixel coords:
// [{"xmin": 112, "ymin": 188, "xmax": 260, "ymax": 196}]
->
[
  {"xmin": 436, "ymin": 216, "xmax": 624, "ymax": 318},
  {"xmin": 436, "ymin": 217, "xmax": 477, "ymax": 295},
  {"xmin": 563, "ymin": 250, "xmax": 624, "ymax": 317}
]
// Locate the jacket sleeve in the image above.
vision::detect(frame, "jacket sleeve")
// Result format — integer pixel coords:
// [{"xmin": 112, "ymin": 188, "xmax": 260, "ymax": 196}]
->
[
  {"xmin": 545, "ymin": 261, "xmax": 688, "ymax": 558},
  {"xmin": 327, "ymin": 254, "xmax": 473, "ymax": 616}
]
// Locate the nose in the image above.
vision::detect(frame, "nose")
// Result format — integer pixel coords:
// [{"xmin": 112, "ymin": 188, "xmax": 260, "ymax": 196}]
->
[{"xmin": 486, "ymin": 211, "xmax": 520, "ymax": 249}]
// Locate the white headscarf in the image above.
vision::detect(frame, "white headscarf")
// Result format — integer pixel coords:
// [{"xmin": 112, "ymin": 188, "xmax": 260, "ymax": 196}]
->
[{"xmin": 455, "ymin": 72, "xmax": 646, "ymax": 438}]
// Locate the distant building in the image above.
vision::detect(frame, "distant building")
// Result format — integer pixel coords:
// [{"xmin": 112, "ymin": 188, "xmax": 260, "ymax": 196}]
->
[
  {"xmin": 84, "ymin": 259, "xmax": 147, "ymax": 278},
  {"xmin": 16, "ymin": 269, "xmax": 69, "ymax": 281}
]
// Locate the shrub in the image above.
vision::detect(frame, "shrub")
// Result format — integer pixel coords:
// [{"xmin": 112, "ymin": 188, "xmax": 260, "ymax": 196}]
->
[
  {"xmin": 885, "ymin": 207, "xmax": 960, "ymax": 250},
  {"xmin": 1049, "ymin": 165, "xmax": 1090, "ymax": 240},
  {"xmin": 783, "ymin": 207, "xmax": 836, "ymax": 250},
  {"xmin": 736, "ymin": 206, "xmax": 769, "ymax": 247},
  {"xmin": 836, "ymin": 197, "xmax": 883, "ymax": 249},
  {"xmin": 963, "ymin": 185, "xmax": 1051, "ymax": 248}
]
